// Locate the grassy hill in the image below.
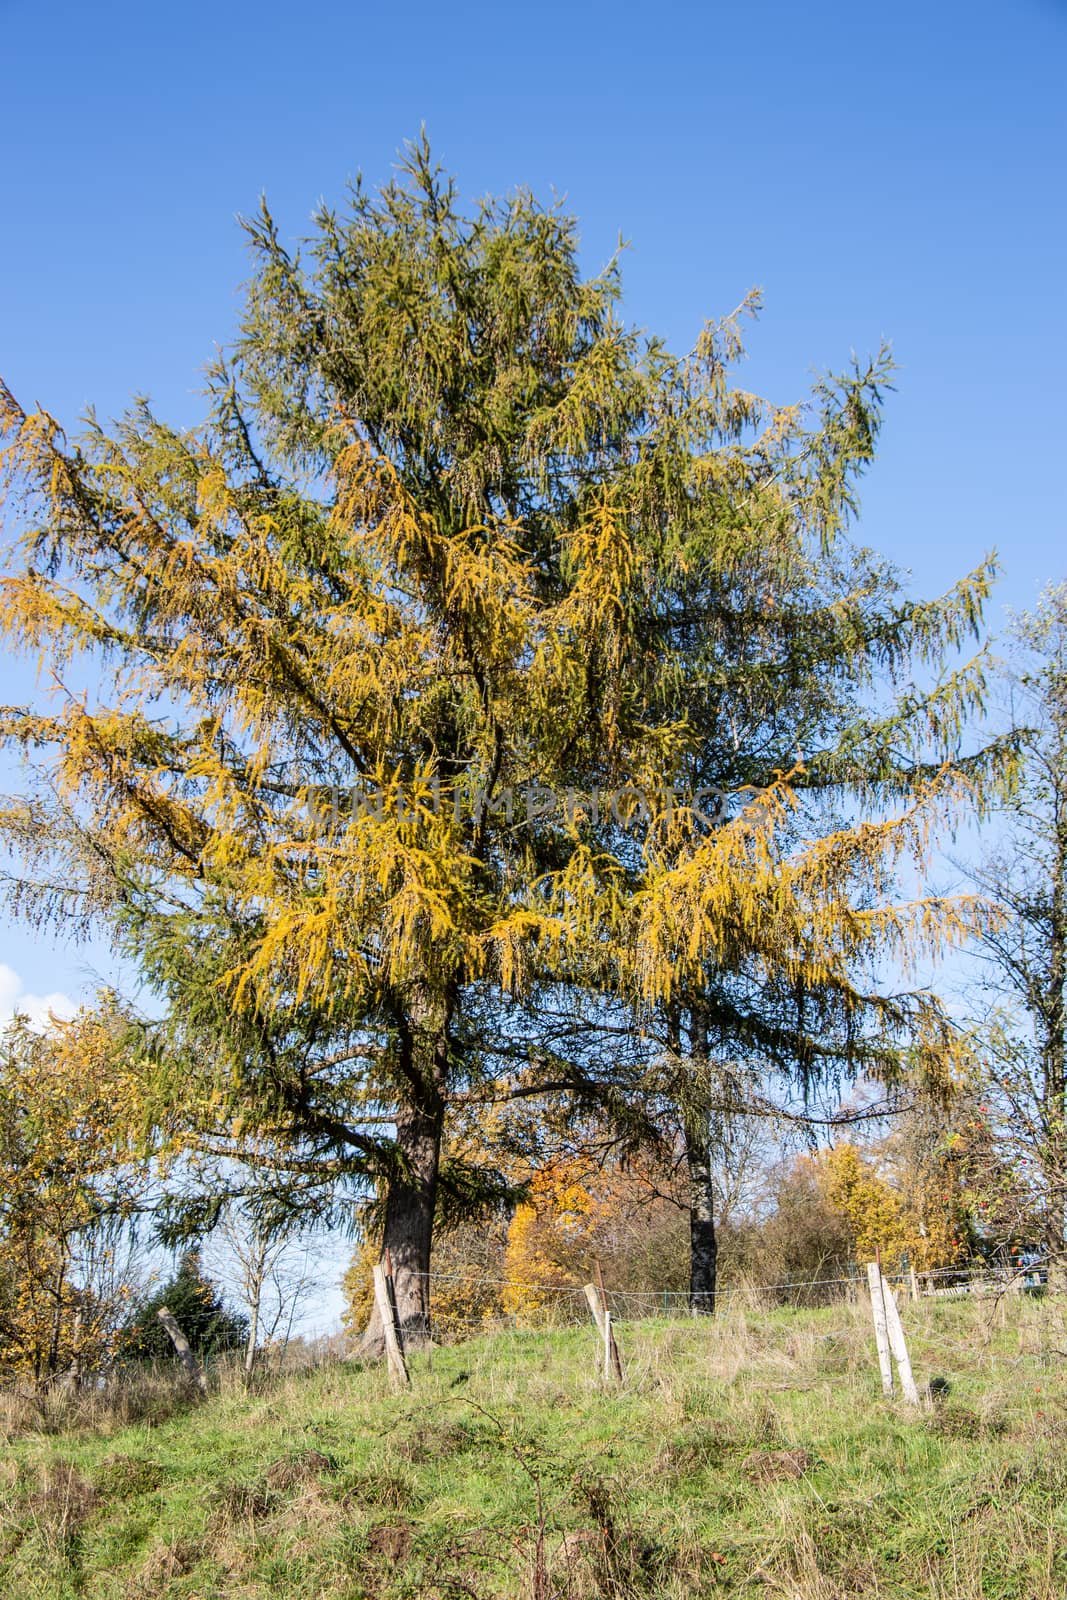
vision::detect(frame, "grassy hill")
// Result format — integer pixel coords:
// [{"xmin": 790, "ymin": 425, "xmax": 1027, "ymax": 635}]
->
[{"xmin": 2, "ymin": 1293, "xmax": 1066, "ymax": 1599}]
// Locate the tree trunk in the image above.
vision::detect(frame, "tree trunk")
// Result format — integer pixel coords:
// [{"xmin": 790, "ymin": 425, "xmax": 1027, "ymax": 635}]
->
[
  {"xmin": 1045, "ymin": 1129, "xmax": 1067, "ymax": 1293},
  {"xmin": 244, "ymin": 1266, "xmax": 262, "ymax": 1379},
  {"xmin": 687, "ymin": 1126, "xmax": 718, "ymax": 1314},
  {"xmin": 686, "ymin": 1006, "xmax": 717, "ymax": 1315},
  {"xmin": 1042, "ymin": 828, "xmax": 1066, "ymax": 1292},
  {"xmin": 358, "ymin": 985, "xmax": 449, "ymax": 1358}
]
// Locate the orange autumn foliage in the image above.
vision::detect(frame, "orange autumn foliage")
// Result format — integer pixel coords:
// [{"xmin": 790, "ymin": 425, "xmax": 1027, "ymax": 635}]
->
[{"xmin": 502, "ymin": 1154, "xmax": 686, "ymax": 1319}]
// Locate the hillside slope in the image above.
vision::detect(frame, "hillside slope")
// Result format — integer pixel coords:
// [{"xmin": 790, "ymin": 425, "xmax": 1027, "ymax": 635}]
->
[{"xmin": 2, "ymin": 1296, "xmax": 1066, "ymax": 1598}]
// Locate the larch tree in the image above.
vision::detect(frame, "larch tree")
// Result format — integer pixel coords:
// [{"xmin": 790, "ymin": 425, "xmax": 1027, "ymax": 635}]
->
[
  {"xmin": 234, "ymin": 140, "xmax": 1013, "ymax": 1316},
  {"xmin": 0, "ymin": 138, "xmax": 1009, "ymax": 1346}
]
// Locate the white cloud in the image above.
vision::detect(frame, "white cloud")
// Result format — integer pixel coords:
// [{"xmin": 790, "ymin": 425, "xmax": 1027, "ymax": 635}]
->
[{"xmin": 0, "ymin": 963, "xmax": 78, "ymax": 1032}]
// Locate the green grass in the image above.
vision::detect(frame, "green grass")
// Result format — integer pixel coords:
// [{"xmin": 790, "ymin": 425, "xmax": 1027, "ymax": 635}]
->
[{"xmin": 3, "ymin": 1292, "xmax": 1067, "ymax": 1598}]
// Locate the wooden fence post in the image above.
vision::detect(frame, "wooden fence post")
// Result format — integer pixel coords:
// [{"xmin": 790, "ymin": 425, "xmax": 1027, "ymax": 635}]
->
[
  {"xmin": 157, "ymin": 1306, "xmax": 208, "ymax": 1394},
  {"xmin": 882, "ymin": 1279, "xmax": 921, "ymax": 1404},
  {"xmin": 866, "ymin": 1261, "xmax": 921, "ymax": 1404},
  {"xmin": 595, "ymin": 1261, "xmax": 624, "ymax": 1383},
  {"xmin": 865, "ymin": 1263, "xmax": 894, "ymax": 1397},
  {"xmin": 583, "ymin": 1283, "xmax": 605, "ymax": 1336},
  {"xmin": 372, "ymin": 1263, "xmax": 410, "ymax": 1390}
]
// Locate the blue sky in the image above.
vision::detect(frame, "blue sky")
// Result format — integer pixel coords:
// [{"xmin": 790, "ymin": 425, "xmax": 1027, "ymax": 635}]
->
[
  {"xmin": 1, "ymin": 0, "xmax": 1063, "ymax": 1326},
  {"xmin": 0, "ymin": 0, "xmax": 1062, "ymax": 999}
]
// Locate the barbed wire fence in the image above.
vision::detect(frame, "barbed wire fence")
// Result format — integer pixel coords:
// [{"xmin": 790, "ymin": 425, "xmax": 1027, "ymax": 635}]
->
[
  {"xmin": 348, "ymin": 1247, "xmax": 1067, "ymax": 1416},
  {"xmin": 378, "ymin": 1256, "xmax": 1054, "ymax": 1346}
]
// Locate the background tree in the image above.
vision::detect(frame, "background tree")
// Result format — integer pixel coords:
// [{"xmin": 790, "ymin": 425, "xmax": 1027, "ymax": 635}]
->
[
  {"xmin": 726, "ymin": 1155, "xmax": 855, "ymax": 1299},
  {"xmin": 0, "ymin": 1003, "xmax": 147, "ymax": 1383},
  {"xmin": 817, "ymin": 1143, "xmax": 910, "ymax": 1267},
  {"xmin": 956, "ymin": 584, "xmax": 1067, "ymax": 1285},
  {"xmin": 881, "ymin": 1094, "xmax": 981, "ymax": 1274},
  {"xmin": 203, "ymin": 1201, "xmax": 326, "ymax": 1379},
  {"xmin": 122, "ymin": 1250, "xmax": 247, "ymax": 1363}
]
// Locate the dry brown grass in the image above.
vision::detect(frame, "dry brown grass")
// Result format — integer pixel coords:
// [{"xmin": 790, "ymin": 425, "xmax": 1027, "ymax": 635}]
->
[{"xmin": 0, "ymin": 1342, "xmax": 347, "ymax": 1443}]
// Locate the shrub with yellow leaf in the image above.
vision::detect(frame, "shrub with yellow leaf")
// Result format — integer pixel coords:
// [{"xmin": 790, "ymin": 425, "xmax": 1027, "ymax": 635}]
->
[
  {"xmin": 0, "ymin": 1002, "xmax": 149, "ymax": 1383},
  {"xmin": 816, "ymin": 1136, "xmax": 972, "ymax": 1276}
]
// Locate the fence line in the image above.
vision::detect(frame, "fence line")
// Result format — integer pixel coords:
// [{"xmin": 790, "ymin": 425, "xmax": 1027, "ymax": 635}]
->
[{"xmin": 402, "ymin": 1257, "xmax": 1050, "ymax": 1320}]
